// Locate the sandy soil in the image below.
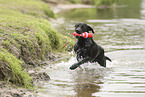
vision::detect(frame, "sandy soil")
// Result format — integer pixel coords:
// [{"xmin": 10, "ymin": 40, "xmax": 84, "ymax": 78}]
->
[{"xmin": 0, "ymin": 81, "xmax": 37, "ymax": 97}]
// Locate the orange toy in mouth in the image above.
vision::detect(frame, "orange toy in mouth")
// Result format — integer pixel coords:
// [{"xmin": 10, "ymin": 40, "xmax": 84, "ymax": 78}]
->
[{"xmin": 73, "ymin": 32, "xmax": 93, "ymax": 38}]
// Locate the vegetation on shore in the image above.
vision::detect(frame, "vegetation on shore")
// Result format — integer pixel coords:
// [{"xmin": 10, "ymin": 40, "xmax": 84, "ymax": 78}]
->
[{"xmin": 0, "ymin": 0, "xmax": 74, "ymax": 88}]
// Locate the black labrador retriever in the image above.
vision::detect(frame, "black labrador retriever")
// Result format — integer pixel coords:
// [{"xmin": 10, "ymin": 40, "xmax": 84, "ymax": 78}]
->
[{"xmin": 70, "ymin": 23, "xmax": 111, "ymax": 70}]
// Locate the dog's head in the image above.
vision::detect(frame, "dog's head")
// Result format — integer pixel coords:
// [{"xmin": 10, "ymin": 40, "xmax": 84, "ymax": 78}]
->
[{"xmin": 75, "ymin": 23, "xmax": 94, "ymax": 34}]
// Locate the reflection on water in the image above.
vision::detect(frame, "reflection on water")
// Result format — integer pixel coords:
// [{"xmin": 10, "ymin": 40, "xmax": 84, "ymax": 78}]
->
[
  {"xmin": 59, "ymin": 0, "xmax": 142, "ymax": 20},
  {"xmin": 39, "ymin": 0, "xmax": 145, "ymax": 97},
  {"xmin": 40, "ymin": 57, "xmax": 110, "ymax": 97},
  {"xmin": 90, "ymin": 18, "xmax": 145, "ymax": 51},
  {"xmin": 94, "ymin": 50, "xmax": 145, "ymax": 97},
  {"xmin": 39, "ymin": 50, "xmax": 145, "ymax": 97},
  {"xmin": 72, "ymin": 68, "xmax": 108, "ymax": 97}
]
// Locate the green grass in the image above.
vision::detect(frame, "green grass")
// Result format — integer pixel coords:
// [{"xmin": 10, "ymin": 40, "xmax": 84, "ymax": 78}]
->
[
  {"xmin": 0, "ymin": 0, "xmax": 74, "ymax": 88},
  {"xmin": 0, "ymin": 48, "xmax": 32, "ymax": 88},
  {"xmin": 0, "ymin": 0, "xmax": 54, "ymax": 18}
]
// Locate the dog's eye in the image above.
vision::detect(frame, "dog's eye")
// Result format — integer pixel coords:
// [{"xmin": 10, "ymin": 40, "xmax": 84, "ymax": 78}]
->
[
  {"xmin": 75, "ymin": 25, "xmax": 79, "ymax": 28},
  {"xmin": 81, "ymin": 26, "xmax": 84, "ymax": 29}
]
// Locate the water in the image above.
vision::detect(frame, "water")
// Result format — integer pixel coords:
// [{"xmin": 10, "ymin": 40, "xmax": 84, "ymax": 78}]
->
[{"xmin": 38, "ymin": 0, "xmax": 145, "ymax": 97}]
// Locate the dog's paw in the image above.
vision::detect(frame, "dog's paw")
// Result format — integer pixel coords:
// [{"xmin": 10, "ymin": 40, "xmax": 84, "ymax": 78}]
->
[{"xmin": 69, "ymin": 63, "xmax": 79, "ymax": 70}]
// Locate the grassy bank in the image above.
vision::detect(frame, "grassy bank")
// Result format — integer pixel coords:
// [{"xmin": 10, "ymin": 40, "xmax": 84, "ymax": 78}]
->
[{"xmin": 0, "ymin": 0, "xmax": 74, "ymax": 88}]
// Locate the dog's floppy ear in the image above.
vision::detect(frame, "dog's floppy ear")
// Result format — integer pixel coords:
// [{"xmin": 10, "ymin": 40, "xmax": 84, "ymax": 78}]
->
[
  {"xmin": 87, "ymin": 25, "xmax": 95, "ymax": 34},
  {"xmin": 75, "ymin": 23, "xmax": 79, "ymax": 28}
]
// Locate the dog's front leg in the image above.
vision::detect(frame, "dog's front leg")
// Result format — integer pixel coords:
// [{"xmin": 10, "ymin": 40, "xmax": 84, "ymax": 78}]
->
[{"xmin": 69, "ymin": 58, "xmax": 90, "ymax": 70}]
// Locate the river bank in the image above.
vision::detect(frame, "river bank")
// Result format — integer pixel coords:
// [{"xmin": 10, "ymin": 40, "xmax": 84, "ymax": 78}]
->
[
  {"xmin": 0, "ymin": 0, "xmax": 75, "ymax": 96},
  {"xmin": 0, "ymin": 0, "xmax": 82, "ymax": 97}
]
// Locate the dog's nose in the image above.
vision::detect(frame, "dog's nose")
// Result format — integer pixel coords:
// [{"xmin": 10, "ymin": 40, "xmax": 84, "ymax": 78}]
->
[{"xmin": 75, "ymin": 29, "xmax": 81, "ymax": 34}]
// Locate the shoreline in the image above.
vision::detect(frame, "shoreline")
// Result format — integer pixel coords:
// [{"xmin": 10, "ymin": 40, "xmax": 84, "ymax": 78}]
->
[{"xmin": 49, "ymin": 4, "xmax": 96, "ymax": 13}]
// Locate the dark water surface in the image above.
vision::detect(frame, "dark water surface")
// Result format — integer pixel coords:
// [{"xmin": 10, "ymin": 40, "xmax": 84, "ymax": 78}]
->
[{"xmin": 38, "ymin": 0, "xmax": 145, "ymax": 97}]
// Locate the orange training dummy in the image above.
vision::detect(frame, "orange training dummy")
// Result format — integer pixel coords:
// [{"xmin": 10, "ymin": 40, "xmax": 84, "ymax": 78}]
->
[{"xmin": 73, "ymin": 32, "xmax": 93, "ymax": 38}]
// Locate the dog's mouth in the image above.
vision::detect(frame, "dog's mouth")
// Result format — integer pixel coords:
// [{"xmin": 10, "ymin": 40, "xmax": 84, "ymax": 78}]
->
[{"xmin": 74, "ymin": 31, "xmax": 80, "ymax": 38}]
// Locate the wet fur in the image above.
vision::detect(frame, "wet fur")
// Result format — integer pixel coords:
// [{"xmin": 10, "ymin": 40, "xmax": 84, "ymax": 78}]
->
[{"xmin": 70, "ymin": 23, "xmax": 111, "ymax": 70}]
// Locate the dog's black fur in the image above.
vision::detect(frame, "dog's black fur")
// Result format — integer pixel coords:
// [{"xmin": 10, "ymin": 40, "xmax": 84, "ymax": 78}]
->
[{"xmin": 70, "ymin": 23, "xmax": 111, "ymax": 70}]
